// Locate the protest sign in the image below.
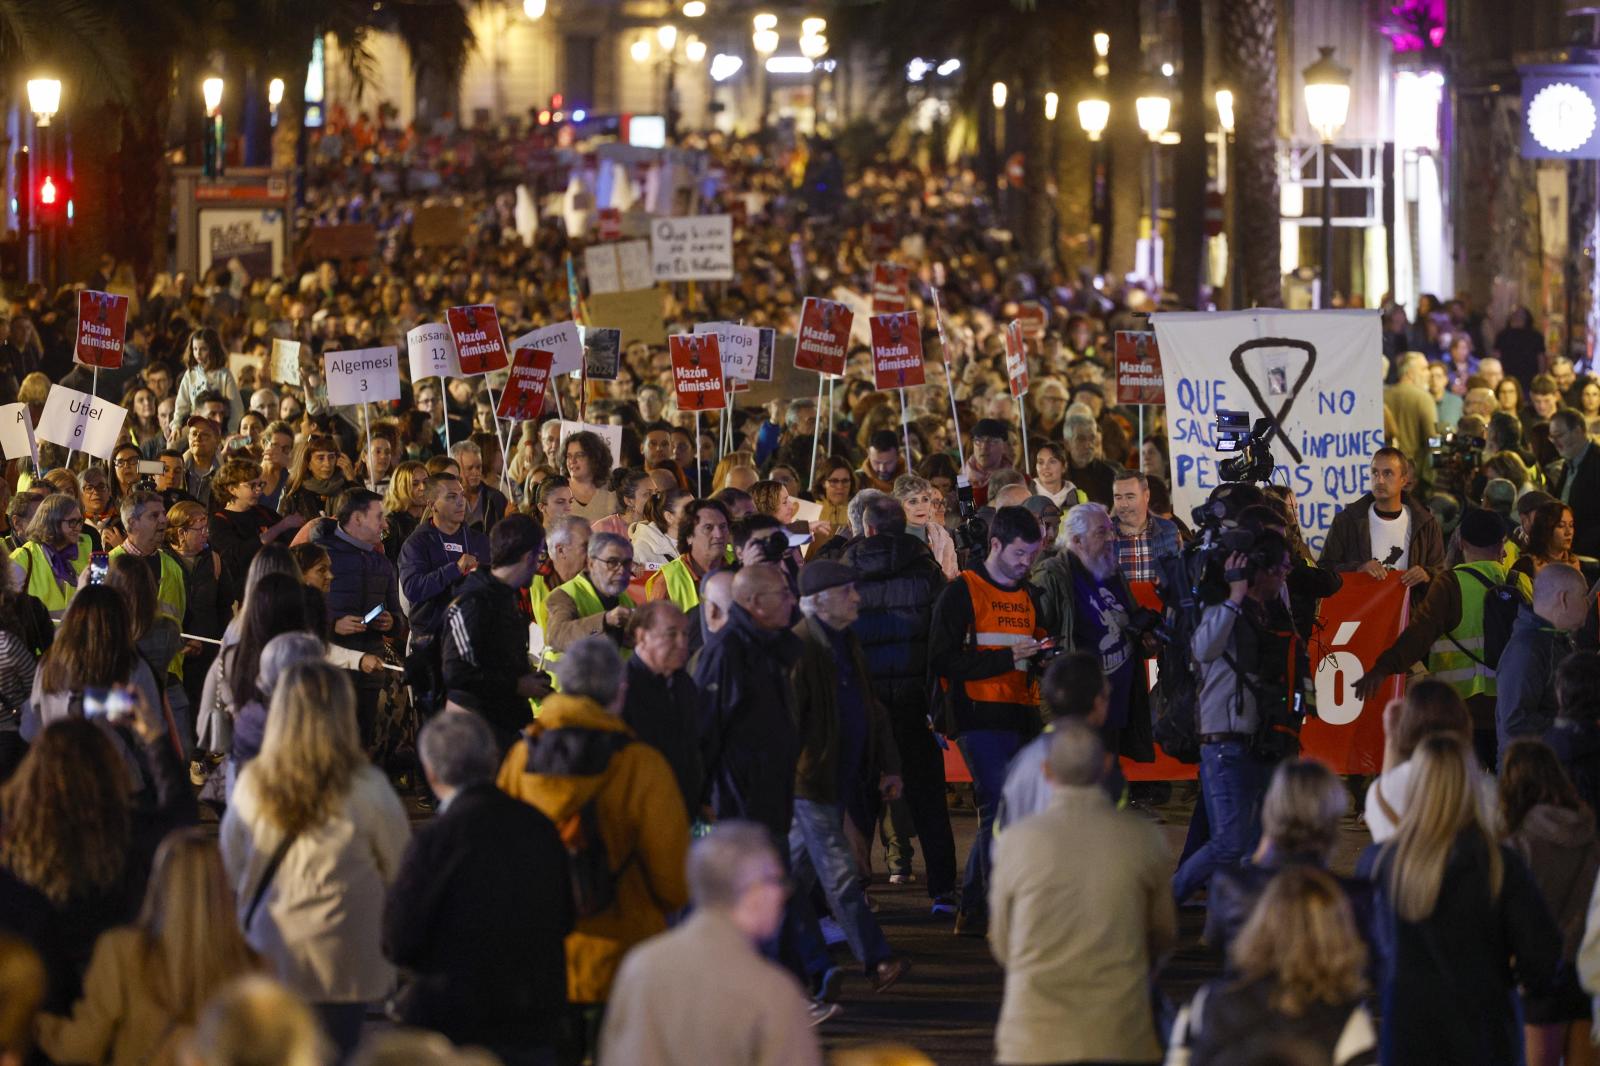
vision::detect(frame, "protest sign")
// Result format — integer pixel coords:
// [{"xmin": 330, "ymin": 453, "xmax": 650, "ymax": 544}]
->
[
  {"xmin": 559, "ymin": 421, "xmax": 625, "ymax": 464},
  {"xmin": 228, "ymin": 351, "xmax": 264, "ymax": 385},
  {"xmin": 1152, "ymin": 309, "xmax": 1383, "ymax": 556},
  {"xmin": 1114, "ymin": 331, "xmax": 1165, "ymax": 406},
  {"xmin": 586, "ymin": 287, "xmax": 667, "ymax": 345},
  {"xmin": 497, "ymin": 347, "xmax": 554, "ymax": 421},
  {"xmin": 0, "ymin": 402, "xmax": 39, "ymax": 467},
  {"xmin": 1017, "ymin": 302, "xmax": 1048, "ymax": 342},
  {"xmin": 795, "ymin": 297, "xmax": 852, "ymax": 376},
  {"xmin": 446, "ymin": 304, "xmax": 509, "ymax": 375},
  {"xmin": 755, "ymin": 327, "xmax": 776, "ymax": 382},
  {"xmin": 870, "ymin": 311, "xmax": 926, "ymax": 390},
  {"xmin": 301, "ymin": 223, "xmax": 378, "ymax": 261},
  {"xmin": 412, "ymin": 204, "xmax": 466, "ymax": 247},
  {"xmin": 867, "ymin": 221, "xmax": 895, "ymax": 258},
  {"xmin": 512, "ymin": 321, "xmax": 583, "ymax": 377},
  {"xmin": 406, "ymin": 323, "xmax": 460, "ymax": 382},
  {"xmin": 270, "ymin": 338, "xmax": 302, "ymax": 386},
  {"xmin": 669, "ymin": 333, "xmax": 726, "ymax": 411},
  {"xmin": 871, "ymin": 262, "xmax": 911, "ymax": 314},
  {"xmin": 36, "ymin": 385, "xmax": 127, "ymax": 459},
  {"xmin": 597, "ymin": 207, "xmax": 622, "ymax": 241},
  {"xmin": 695, "ymin": 321, "xmax": 761, "ymax": 381},
  {"xmin": 742, "ymin": 337, "xmax": 809, "ymax": 407},
  {"xmin": 582, "ymin": 327, "xmax": 622, "ymax": 380},
  {"xmin": 73, "ymin": 290, "xmax": 129, "ymax": 369},
  {"xmin": 650, "ymin": 215, "xmax": 734, "ymax": 282},
  {"xmin": 1004, "ymin": 320, "xmax": 1029, "ymax": 397},
  {"xmin": 323, "ymin": 346, "xmax": 401, "ymax": 406},
  {"xmin": 584, "ymin": 239, "xmax": 653, "ymax": 295}
]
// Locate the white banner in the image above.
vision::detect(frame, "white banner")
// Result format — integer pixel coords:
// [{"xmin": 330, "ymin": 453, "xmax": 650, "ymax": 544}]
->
[
  {"xmin": 36, "ymin": 385, "xmax": 128, "ymax": 460},
  {"xmin": 512, "ymin": 322, "xmax": 584, "ymax": 377},
  {"xmin": 584, "ymin": 239, "xmax": 653, "ymax": 294},
  {"xmin": 1152, "ymin": 309, "xmax": 1384, "ymax": 556},
  {"xmin": 0, "ymin": 402, "xmax": 39, "ymax": 467},
  {"xmin": 270, "ymin": 338, "xmax": 302, "ymax": 386},
  {"xmin": 650, "ymin": 215, "xmax": 734, "ymax": 281},
  {"xmin": 407, "ymin": 323, "xmax": 460, "ymax": 382},
  {"xmin": 323, "ymin": 346, "xmax": 402, "ymax": 406},
  {"xmin": 695, "ymin": 321, "xmax": 761, "ymax": 381}
]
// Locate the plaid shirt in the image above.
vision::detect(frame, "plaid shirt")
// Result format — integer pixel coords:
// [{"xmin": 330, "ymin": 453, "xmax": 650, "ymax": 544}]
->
[{"xmin": 1114, "ymin": 513, "xmax": 1181, "ymax": 584}]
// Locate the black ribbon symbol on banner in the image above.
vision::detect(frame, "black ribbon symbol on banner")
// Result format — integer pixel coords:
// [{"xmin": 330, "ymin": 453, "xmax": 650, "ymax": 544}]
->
[{"xmin": 1228, "ymin": 337, "xmax": 1318, "ymax": 464}]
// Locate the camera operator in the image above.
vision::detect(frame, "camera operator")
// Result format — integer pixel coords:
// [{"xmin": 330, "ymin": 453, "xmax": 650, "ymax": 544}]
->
[
  {"xmin": 1170, "ymin": 529, "xmax": 1301, "ymax": 907},
  {"xmin": 731, "ymin": 513, "xmax": 801, "ymax": 593},
  {"xmin": 929, "ymin": 505, "xmax": 1047, "ymax": 936},
  {"xmin": 1318, "ymin": 446, "xmax": 1444, "ymax": 602},
  {"xmin": 1033, "ymin": 502, "xmax": 1152, "ymax": 761}
]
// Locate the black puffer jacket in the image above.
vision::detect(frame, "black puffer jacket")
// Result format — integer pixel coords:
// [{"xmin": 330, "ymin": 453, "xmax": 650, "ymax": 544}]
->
[
  {"xmin": 841, "ymin": 532, "xmax": 945, "ymax": 723},
  {"xmin": 310, "ymin": 519, "xmax": 401, "ymax": 686},
  {"xmin": 1546, "ymin": 717, "xmax": 1600, "ymax": 832}
]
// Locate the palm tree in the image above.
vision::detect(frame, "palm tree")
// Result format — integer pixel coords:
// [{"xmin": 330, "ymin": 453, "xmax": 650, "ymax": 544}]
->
[{"xmin": 1221, "ymin": 0, "xmax": 1281, "ymax": 308}]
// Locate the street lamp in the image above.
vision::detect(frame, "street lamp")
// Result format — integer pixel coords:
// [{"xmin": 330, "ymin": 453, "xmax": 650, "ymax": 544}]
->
[
  {"xmin": 26, "ymin": 79, "xmax": 61, "ymax": 126},
  {"xmin": 1044, "ymin": 91, "xmax": 1059, "ymax": 121},
  {"xmin": 202, "ymin": 77, "xmax": 225, "ymax": 180},
  {"xmin": 1214, "ymin": 88, "xmax": 1235, "ymax": 134},
  {"xmin": 1135, "ymin": 84, "xmax": 1170, "ymax": 286},
  {"xmin": 1077, "ymin": 98, "xmax": 1109, "ymax": 140},
  {"xmin": 991, "ymin": 81, "xmax": 1007, "ymax": 109},
  {"xmin": 523, "ymin": 0, "xmax": 545, "ymax": 18},
  {"xmin": 685, "ymin": 36, "xmax": 707, "ymax": 63},
  {"xmin": 753, "ymin": 12, "xmax": 777, "ymax": 30},
  {"xmin": 802, "ymin": 16, "xmax": 826, "ymax": 36},
  {"xmin": 1092, "ymin": 32, "xmax": 1110, "ymax": 79},
  {"xmin": 630, "ymin": 37, "xmax": 652, "ymax": 64},
  {"xmin": 268, "ymin": 77, "xmax": 285, "ymax": 128},
  {"xmin": 1302, "ymin": 45, "xmax": 1351, "ymax": 308},
  {"xmin": 752, "ymin": 28, "xmax": 779, "ymax": 54},
  {"xmin": 799, "ymin": 33, "xmax": 828, "ymax": 59},
  {"xmin": 682, "ymin": 0, "xmax": 706, "ymax": 14},
  {"xmin": 657, "ymin": 24, "xmax": 678, "ymax": 51}
]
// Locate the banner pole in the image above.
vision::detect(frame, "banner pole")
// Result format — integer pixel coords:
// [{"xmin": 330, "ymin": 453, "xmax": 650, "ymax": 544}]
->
[
  {"xmin": 440, "ymin": 375, "xmax": 452, "ymax": 453},
  {"xmin": 899, "ymin": 386, "xmax": 912, "ymax": 462},
  {"xmin": 826, "ymin": 375, "xmax": 835, "ymax": 461},
  {"xmin": 1017, "ymin": 394, "xmax": 1031, "ymax": 475},
  {"xmin": 1138, "ymin": 407, "xmax": 1145, "ymax": 473},
  {"xmin": 694, "ymin": 411, "xmax": 703, "ymax": 496},
  {"xmin": 483, "ymin": 381, "xmax": 516, "ymax": 498},
  {"xmin": 809, "ymin": 372, "xmax": 824, "ymax": 487},
  {"xmin": 92, "ymin": 365, "xmax": 103, "ymax": 473},
  {"xmin": 931, "ymin": 287, "xmax": 965, "ymax": 467},
  {"xmin": 360, "ymin": 402, "xmax": 375, "ymax": 492}
]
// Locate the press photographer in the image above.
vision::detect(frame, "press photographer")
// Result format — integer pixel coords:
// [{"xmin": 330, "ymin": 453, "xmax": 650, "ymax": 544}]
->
[{"xmin": 1170, "ymin": 528, "xmax": 1309, "ymax": 906}]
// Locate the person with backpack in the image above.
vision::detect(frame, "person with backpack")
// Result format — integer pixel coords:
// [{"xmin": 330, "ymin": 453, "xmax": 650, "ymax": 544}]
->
[
  {"xmin": 1496, "ymin": 563, "xmax": 1589, "ymax": 766},
  {"xmin": 1354, "ymin": 507, "xmax": 1520, "ymax": 769},
  {"xmin": 496, "ymin": 636, "xmax": 690, "ymax": 1064}
]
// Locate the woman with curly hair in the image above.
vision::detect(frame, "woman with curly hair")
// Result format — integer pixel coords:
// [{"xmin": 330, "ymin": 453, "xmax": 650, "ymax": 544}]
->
[
  {"xmin": 592, "ymin": 468, "xmax": 654, "ymax": 538},
  {"xmin": 37, "ymin": 829, "xmax": 262, "ymax": 1066},
  {"xmin": 563, "ymin": 429, "xmax": 618, "ymax": 521},
  {"xmin": 220, "ymin": 660, "xmax": 409, "ymax": 1058}
]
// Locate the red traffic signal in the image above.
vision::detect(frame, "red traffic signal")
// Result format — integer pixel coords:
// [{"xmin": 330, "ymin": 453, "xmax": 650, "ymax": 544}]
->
[
  {"xmin": 35, "ymin": 173, "xmax": 69, "ymax": 224},
  {"xmin": 38, "ymin": 175, "xmax": 56, "ymax": 206}
]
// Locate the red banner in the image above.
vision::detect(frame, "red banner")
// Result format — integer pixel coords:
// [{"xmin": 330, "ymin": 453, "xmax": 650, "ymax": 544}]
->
[
  {"xmin": 74, "ymin": 290, "xmax": 130, "ymax": 369},
  {"xmin": 670, "ymin": 333, "xmax": 726, "ymax": 412},
  {"xmin": 942, "ymin": 572, "xmax": 1409, "ymax": 783},
  {"xmin": 446, "ymin": 304, "xmax": 509, "ymax": 376},
  {"xmin": 597, "ymin": 207, "xmax": 621, "ymax": 241},
  {"xmin": 1004, "ymin": 320, "xmax": 1029, "ymax": 397},
  {"xmin": 795, "ymin": 297, "xmax": 851, "ymax": 376},
  {"xmin": 871, "ymin": 262, "xmax": 911, "ymax": 314},
  {"xmin": 496, "ymin": 347, "xmax": 553, "ymax": 421},
  {"xmin": 1114, "ymin": 331, "xmax": 1165, "ymax": 406},
  {"xmin": 867, "ymin": 220, "xmax": 895, "ymax": 259},
  {"xmin": 870, "ymin": 311, "xmax": 925, "ymax": 390},
  {"xmin": 1017, "ymin": 301, "xmax": 1048, "ymax": 342}
]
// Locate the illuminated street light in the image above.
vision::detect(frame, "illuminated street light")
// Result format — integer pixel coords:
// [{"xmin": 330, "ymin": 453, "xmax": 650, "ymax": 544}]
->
[
  {"xmin": 799, "ymin": 34, "xmax": 828, "ymax": 59},
  {"xmin": 657, "ymin": 24, "xmax": 678, "ymax": 51},
  {"xmin": 1302, "ymin": 45, "xmax": 1352, "ymax": 143},
  {"xmin": 1093, "ymin": 32, "xmax": 1110, "ymax": 57},
  {"xmin": 752, "ymin": 28, "xmax": 779, "ymax": 54},
  {"xmin": 1044, "ymin": 91, "xmax": 1059, "ymax": 121},
  {"xmin": 1215, "ymin": 88, "xmax": 1235, "ymax": 133},
  {"xmin": 26, "ymin": 78, "xmax": 61, "ymax": 126},
  {"xmin": 1135, "ymin": 90, "xmax": 1170, "ymax": 141},
  {"xmin": 682, "ymin": 0, "xmax": 706, "ymax": 14},
  {"xmin": 991, "ymin": 81, "xmax": 1007, "ymax": 109},
  {"xmin": 630, "ymin": 37, "xmax": 652, "ymax": 64},
  {"xmin": 685, "ymin": 36, "xmax": 707, "ymax": 62},
  {"xmin": 523, "ymin": 0, "xmax": 546, "ymax": 18},
  {"xmin": 710, "ymin": 54, "xmax": 743, "ymax": 81},
  {"xmin": 753, "ymin": 12, "xmax": 777, "ymax": 30},
  {"xmin": 802, "ymin": 16, "xmax": 826, "ymax": 35},
  {"xmin": 1077, "ymin": 98, "xmax": 1109, "ymax": 140},
  {"xmin": 202, "ymin": 77, "xmax": 224, "ymax": 116}
]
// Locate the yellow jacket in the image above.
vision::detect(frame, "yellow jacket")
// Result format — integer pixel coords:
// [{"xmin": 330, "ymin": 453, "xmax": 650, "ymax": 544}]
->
[{"xmin": 497, "ymin": 694, "xmax": 690, "ymax": 1004}]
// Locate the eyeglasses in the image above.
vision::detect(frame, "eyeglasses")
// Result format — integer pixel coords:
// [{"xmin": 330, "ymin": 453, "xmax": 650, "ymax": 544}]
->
[
  {"xmin": 592, "ymin": 555, "xmax": 633, "ymax": 571},
  {"xmin": 62, "ymin": 515, "xmax": 83, "ymax": 525},
  {"xmin": 184, "ymin": 522, "xmax": 208, "ymax": 533},
  {"xmin": 824, "ymin": 476, "xmax": 852, "ymax": 486},
  {"xmin": 113, "ymin": 458, "xmax": 139, "ymax": 468}
]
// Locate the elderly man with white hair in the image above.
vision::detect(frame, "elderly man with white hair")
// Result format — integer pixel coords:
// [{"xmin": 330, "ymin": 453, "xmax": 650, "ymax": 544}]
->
[{"xmin": 1030, "ymin": 502, "xmax": 1149, "ymax": 760}]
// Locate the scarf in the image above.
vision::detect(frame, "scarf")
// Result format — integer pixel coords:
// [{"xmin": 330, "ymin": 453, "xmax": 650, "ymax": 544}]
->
[
  {"xmin": 298, "ymin": 474, "xmax": 348, "ymax": 497},
  {"xmin": 43, "ymin": 539, "xmax": 79, "ymax": 588}
]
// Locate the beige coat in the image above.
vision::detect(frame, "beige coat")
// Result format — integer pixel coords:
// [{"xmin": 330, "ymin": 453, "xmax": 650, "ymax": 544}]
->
[
  {"xmin": 36, "ymin": 927, "xmax": 256, "ymax": 1066},
  {"xmin": 220, "ymin": 763, "xmax": 410, "ymax": 1004},
  {"xmin": 597, "ymin": 909, "xmax": 820, "ymax": 1066},
  {"xmin": 989, "ymin": 784, "xmax": 1177, "ymax": 1065}
]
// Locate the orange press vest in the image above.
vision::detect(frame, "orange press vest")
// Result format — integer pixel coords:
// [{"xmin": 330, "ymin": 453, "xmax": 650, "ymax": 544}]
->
[{"xmin": 959, "ymin": 569, "xmax": 1044, "ymax": 707}]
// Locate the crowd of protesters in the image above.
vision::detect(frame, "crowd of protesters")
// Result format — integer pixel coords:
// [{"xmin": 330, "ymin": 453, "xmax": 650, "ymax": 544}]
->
[{"xmin": 7, "ymin": 103, "xmax": 1600, "ymax": 1066}]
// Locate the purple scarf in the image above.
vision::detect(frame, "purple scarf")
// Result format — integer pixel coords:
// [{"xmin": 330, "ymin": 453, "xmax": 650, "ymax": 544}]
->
[{"xmin": 43, "ymin": 539, "xmax": 79, "ymax": 588}]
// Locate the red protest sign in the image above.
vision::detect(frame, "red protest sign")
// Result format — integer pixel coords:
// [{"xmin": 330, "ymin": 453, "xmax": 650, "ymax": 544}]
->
[
  {"xmin": 870, "ymin": 311, "xmax": 925, "ymax": 390},
  {"xmin": 74, "ymin": 290, "xmax": 130, "ymax": 369},
  {"xmin": 1114, "ymin": 331, "xmax": 1165, "ymax": 406},
  {"xmin": 1017, "ymin": 301, "xmax": 1047, "ymax": 342},
  {"xmin": 1004, "ymin": 320, "xmax": 1029, "ymax": 397},
  {"xmin": 871, "ymin": 262, "xmax": 911, "ymax": 314},
  {"xmin": 597, "ymin": 208, "xmax": 621, "ymax": 242},
  {"xmin": 867, "ymin": 221, "xmax": 895, "ymax": 258},
  {"xmin": 497, "ymin": 347, "xmax": 553, "ymax": 421},
  {"xmin": 795, "ymin": 297, "xmax": 852, "ymax": 376},
  {"xmin": 670, "ymin": 333, "xmax": 726, "ymax": 412},
  {"xmin": 446, "ymin": 304, "xmax": 509, "ymax": 376}
]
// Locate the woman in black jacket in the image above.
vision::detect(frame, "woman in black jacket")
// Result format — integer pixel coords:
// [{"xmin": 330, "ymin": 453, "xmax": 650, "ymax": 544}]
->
[
  {"xmin": 208, "ymin": 459, "xmax": 303, "ymax": 595},
  {"xmin": 279, "ymin": 432, "xmax": 353, "ymax": 520},
  {"xmin": 1371, "ymin": 734, "xmax": 1562, "ymax": 1066}
]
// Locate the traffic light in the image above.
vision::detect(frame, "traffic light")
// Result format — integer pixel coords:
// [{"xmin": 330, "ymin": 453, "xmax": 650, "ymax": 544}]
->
[{"xmin": 35, "ymin": 173, "xmax": 66, "ymax": 225}]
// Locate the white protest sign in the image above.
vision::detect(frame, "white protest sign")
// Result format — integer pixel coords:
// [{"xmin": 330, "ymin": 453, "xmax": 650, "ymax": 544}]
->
[
  {"xmin": 558, "ymin": 421, "xmax": 625, "ymax": 466},
  {"xmin": 270, "ymin": 338, "xmax": 302, "ymax": 386},
  {"xmin": 36, "ymin": 385, "xmax": 128, "ymax": 460},
  {"xmin": 407, "ymin": 323, "xmax": 460, "ymax": 382},
  {"xmin": 584, "ymin": 239, "xmax": 654, "ymax": 295},
  {"xmin": 1152, "ymin": 309, "xmax": 1383, "ymax": 556},
  {"xmin": 650, "ymin": 215, "xmax": 734, "ymax": 281},
  {"xmin": 694, "ymin": 321, "xmax": 762, "ymax": 381},
  {"xmin": 0, "ymin": 402, "xmax": 39, "ymax": 468},
  {"xmin": 323, "ymin": 346, "xmax": 402, "ymax": 406},
  {"xmin": 790, "ymin": 497, "xmax": 823, "ymax": 524},
  {"xmin": 512, "ymin": 322, "xmax": 584, "ymax": 377}
]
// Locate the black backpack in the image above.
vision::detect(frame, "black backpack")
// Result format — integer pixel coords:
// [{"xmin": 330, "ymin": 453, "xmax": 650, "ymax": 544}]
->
[
  {"xmin": 1449, "ymin": 564, "xmax": 1524, "ymax": 670},
  {"xmin": 558, "ymin": 795, "xmax": 637, "ymax": 919}
]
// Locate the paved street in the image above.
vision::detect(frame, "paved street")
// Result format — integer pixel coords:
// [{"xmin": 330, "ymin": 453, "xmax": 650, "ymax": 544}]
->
[{"xmin": 822, "ymin": 783, "xmax": 1374, "ymax": 1064}]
